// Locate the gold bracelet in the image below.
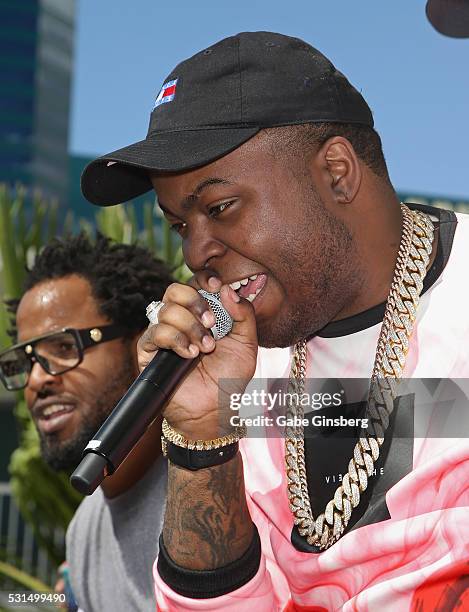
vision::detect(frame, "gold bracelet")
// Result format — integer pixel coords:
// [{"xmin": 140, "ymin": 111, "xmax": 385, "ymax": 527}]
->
[{"xmin": 161, "ymin": 417, "xmax": 246, "ymax": 457}]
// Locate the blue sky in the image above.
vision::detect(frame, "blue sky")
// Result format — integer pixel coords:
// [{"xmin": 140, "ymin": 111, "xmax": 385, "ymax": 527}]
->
[{"xmin": 70, "ymin": 0, "xmax": 469, "ymax": 199}]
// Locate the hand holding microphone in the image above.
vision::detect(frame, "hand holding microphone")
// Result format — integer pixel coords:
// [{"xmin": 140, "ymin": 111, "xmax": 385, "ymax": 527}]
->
[
  {"xmin": 136, "ymin": 281, "xmax": 258, "ymax": 440},
  {"xmin": 70, "ymin": 281, "xmax": 258, "ymax": 495}
]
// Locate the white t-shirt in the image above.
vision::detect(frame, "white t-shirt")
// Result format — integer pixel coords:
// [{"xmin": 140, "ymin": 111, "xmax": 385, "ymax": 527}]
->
[{"xmin": 154, "ymin": 205, "xmax": 469, "ymax": 611}]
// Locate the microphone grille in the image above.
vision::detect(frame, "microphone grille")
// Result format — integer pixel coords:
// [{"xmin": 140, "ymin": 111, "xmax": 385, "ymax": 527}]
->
[{"xmin": 198, "ymin": 290, "xmax": 233, "ymax": 340}]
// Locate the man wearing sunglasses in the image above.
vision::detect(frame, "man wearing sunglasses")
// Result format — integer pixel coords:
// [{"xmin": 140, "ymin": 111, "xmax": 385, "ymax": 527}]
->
[{"xmin": 0, "ymin": 233, "xmax": 173, "ymax": 611}]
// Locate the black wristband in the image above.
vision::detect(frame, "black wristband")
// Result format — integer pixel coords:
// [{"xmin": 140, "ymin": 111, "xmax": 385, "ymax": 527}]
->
[
  {"xmin": 157, "ymin": 525, "xmax": 261, "ymax": 598},
  {"xmin": 165, "ymin": 439, "xmax": 239, "ymax": 470}
]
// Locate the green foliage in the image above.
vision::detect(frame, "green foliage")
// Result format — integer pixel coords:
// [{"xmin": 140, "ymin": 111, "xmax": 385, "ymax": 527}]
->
[{"xmin": 0, "ymin": 184, "xmax": 190, "ymax": 581}]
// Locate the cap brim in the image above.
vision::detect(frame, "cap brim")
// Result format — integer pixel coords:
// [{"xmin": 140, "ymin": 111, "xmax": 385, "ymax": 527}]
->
[
  {"xmin": 426, "ymin": 0, "xmax": 469, "ymax": 37},
  {"xmin": 81, "ymin": 127, "xmax": 260, "ymax": 206}
]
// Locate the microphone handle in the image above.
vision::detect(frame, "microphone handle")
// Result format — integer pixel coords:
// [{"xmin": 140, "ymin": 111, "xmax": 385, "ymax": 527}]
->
[{"xmin": 70, "ymin": 350, "xmax": 196, "ymax": 495}]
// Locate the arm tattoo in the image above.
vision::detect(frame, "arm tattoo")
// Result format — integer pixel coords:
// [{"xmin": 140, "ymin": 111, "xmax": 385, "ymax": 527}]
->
[{"xmin": 162, "ymin": 454, "xmax": 254, "ymax": 570}]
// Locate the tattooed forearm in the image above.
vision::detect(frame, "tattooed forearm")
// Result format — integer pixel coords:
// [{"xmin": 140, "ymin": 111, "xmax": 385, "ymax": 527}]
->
[{"xmin": 162, "ymin": 454, "xmax": 254, "ymax": 569}]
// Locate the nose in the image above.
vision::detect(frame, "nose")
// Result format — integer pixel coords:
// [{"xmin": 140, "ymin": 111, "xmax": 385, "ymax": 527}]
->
[
  {"xmin": 27, "ymin": 359, "xmax": 62, "ymax": 393},
  {"xmin": 183, "ymin": 223, "xmax": 227, "ymax": 271}
]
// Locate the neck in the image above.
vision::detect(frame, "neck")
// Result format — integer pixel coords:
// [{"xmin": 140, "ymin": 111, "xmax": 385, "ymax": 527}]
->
[
  {"xmin": 333, "ymin": 194, "xmax": 438, "ymax": 321},
  {"xmin": 101, "ymin": 417, "xmax": 162, "ymax": 499}
]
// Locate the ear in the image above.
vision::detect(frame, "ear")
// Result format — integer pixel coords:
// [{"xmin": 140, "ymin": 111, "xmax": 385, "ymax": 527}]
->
[{"xmin": 317, "ymin": 136, "xmax": 362, "ymax": 204}]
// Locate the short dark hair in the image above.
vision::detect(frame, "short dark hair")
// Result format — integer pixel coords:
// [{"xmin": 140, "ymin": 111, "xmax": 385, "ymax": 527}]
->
[
  {"xmin": 263, "ymin": 122, "xmax": 390, "ymax": 180},
  {"xmin": 9, "ymin": 233, "xmax": 174, "ymax": 337}
]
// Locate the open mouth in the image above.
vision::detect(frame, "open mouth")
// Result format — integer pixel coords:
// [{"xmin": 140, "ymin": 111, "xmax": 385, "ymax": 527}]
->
[
  {"xmin": 40, "ymin": 404, "xmax": 75, "ymax": 419},
  {"xmin": 228, "ymin": 273, "xmax": 267, "ymax": 302},
  {"xmin": 36, "ymin": 404, "xmax": 75, "ymax": 434}
]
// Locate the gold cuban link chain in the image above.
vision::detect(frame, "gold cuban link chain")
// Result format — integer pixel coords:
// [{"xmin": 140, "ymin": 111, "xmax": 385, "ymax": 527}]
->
[{"xmin": 285, "ymin": 204, "xmax": 434, "ymax": 551}]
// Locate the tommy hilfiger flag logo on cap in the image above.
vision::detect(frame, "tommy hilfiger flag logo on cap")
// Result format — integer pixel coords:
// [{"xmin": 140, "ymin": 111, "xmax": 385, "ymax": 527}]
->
[{"xmin": 153, "ymin": 78, "xmax": 178, "ymax": 109}]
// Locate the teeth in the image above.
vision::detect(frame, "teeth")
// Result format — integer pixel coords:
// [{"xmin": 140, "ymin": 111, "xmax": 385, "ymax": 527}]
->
[
  {"xmin": 230, "ymin": 274, "xmax": 259, "ymax": 291},
  {"xmin": 42, "ymin": 405, "xmax": 72, "ymax": 417},
  {"xmin": 246, "ymin": 285, "xmax": 263, "ymax": 303}
]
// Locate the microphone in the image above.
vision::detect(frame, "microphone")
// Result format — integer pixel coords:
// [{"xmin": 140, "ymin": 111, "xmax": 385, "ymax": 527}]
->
[{"xmin": 70, "ymin": 290, "xmax": 232, "ymax": 495}]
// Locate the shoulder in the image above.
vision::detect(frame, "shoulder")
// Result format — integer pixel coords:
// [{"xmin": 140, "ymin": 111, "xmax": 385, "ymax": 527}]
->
[
  {"xmin": 65, "ymin": 489, "xmax": 108, "ymax": 607},
  {"xmin": 450, "ymin": 211, "xmax": 469, "ymax": 252},
  {"xmin": 431, "ymin": 209, "xmax": 469, "ymax": 293},
  {"xmin": 66, "ymin": 489, "xmax": 106, "ymax": 553},
  {"xmin": 414, "ymin": 209, "xmax": 469, "ymax": 375}
]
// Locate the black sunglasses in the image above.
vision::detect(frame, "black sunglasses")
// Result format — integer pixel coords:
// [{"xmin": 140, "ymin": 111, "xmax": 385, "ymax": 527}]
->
[{"xmin": 0, "ymin": 324, "xmax": 128, "ymax": 391}]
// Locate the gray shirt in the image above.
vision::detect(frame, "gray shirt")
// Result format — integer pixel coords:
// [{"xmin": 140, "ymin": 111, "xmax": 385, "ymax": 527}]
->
[{"xmin": 66, "ymin": 456, "xmax": 167, "ymax": 612}]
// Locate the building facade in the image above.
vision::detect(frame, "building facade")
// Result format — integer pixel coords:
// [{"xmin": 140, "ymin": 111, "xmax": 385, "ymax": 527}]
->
[{"xmin": 0, "ymin": 0, "xmax": 75, "ymax": 206}]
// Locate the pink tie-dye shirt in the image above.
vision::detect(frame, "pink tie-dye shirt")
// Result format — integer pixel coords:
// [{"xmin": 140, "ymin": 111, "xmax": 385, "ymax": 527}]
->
[{"xmin": 154, "ymin": 210, "xmax": 469, "ymax": 611}]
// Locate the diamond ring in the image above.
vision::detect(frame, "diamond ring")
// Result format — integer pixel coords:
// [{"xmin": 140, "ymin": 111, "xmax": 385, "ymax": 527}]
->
[{"xmin": 146, "ymin": 301, "xmax": 165, "ymax": 325}]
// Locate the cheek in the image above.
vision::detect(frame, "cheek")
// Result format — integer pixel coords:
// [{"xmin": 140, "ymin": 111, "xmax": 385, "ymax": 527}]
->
[
  {"xmin": 62, "ymin": 371, "xmax": 98, "ymax": 408},
  {"xmin": 24, "ymin": 388, "xmax": 35, "ymax": 410},
  {"xmin": 232, "ymin": 217, "xmax": 279, "ymax": 261},
  {"xmin": 78, "ymin": 348, "xmax": 136, "ymax": 395},
  {"xmin": 65, "ymin": 353, "xmax": 112, "ymax": 403},
  {"xmin": 72, "ymin": 362, "xmax": 107, "ymax": 395}
]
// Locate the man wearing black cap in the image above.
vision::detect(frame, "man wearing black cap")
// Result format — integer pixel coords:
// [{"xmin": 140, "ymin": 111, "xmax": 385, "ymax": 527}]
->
[{"xmin": 82, "ymin": 32, "xmax": 469, "ymax": 611}]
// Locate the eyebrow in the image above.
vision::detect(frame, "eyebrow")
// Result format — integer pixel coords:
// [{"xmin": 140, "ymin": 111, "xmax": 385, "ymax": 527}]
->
[{"xmin": 159, "ymin": 177, "xmax": 234, "ymax": 215}]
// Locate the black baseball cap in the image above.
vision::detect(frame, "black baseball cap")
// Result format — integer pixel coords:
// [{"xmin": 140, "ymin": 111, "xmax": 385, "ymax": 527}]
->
[{"xmin": 82, "ymin": 31, "xmax": 374, "ymax": 207}]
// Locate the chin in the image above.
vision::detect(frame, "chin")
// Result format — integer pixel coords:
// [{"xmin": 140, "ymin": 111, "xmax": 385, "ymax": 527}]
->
[
  {"xmin": 40, "ymin": 442, "xmax": 82, "ymax": 473},
  {"xmin": 39, "ymin": 427, "xmax": 96, "ymax": 473},
  {"xmin": 257, "ymin": 323, "xmax": 305, "ymax": 349},
  {"xmin": 257, "ymin": 309, "xmax": 327, "ymax": 348}
]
